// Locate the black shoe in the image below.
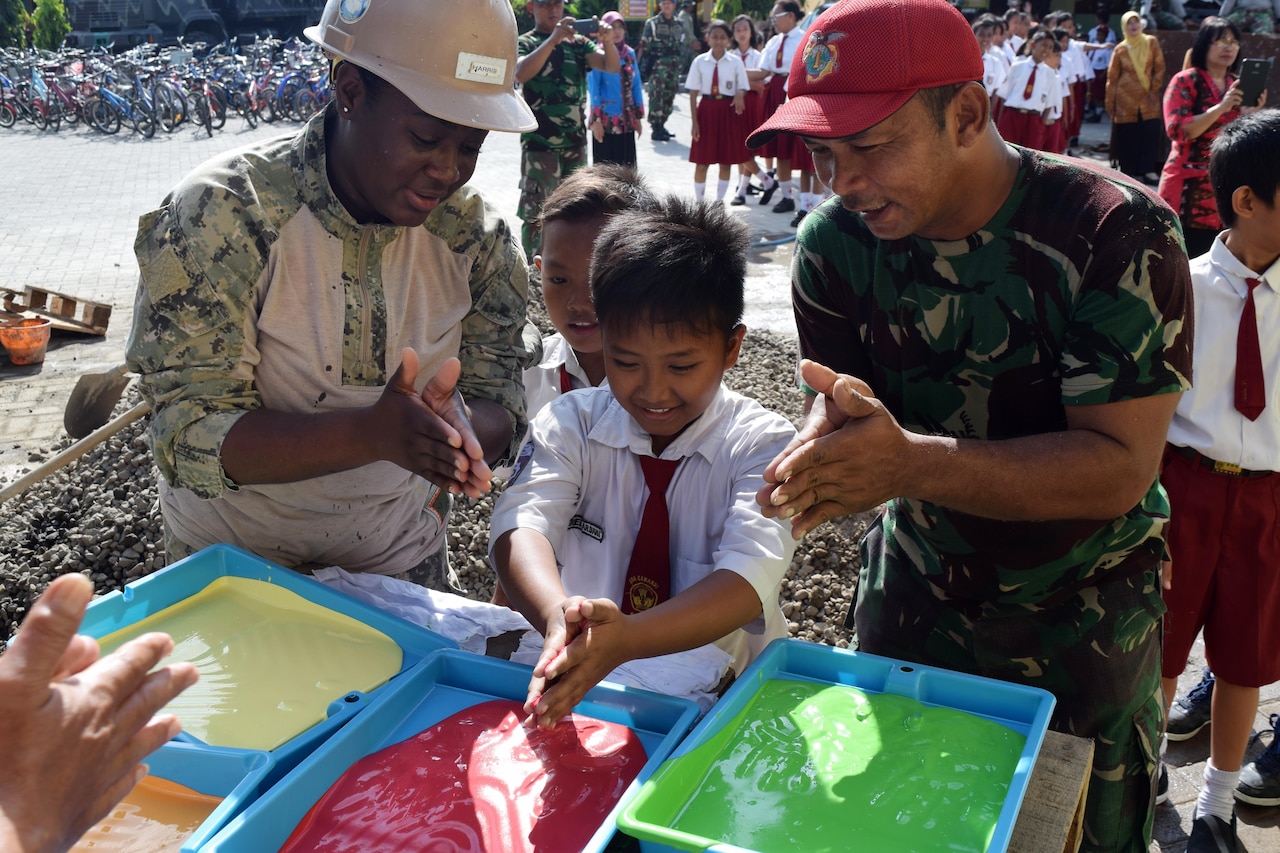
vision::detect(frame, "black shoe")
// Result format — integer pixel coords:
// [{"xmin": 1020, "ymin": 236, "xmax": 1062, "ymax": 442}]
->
[
  {"xmin": 1156, "ymin": 762, "xmax": 1169, "ymax": 806},
  {"xmin": 759, "ymin": 180, "xmax": 778, "ymax": 206},
  {"xmin": 1236, "ymin": 712, "xmax": 1280, "ymax": 806},
  {"xmin": 660, "ymin": 124, "xmax": 675, "ymax": 140},
  {"xmin": 1187, "ymin": 812, "xmax": 1238, "ymax": 853},
  {"xmin": 789, "ymin": 209, "xmax": 807, "ymax": 227},
  {"xmin": 1168, "ymin": 668, "xmax": 1214, "ymax": 741},
  {"xmin": 651, "ymin": 126, "xmax": 668, "ymax": 141},
  {"xmin": 730, "ymin": 194, "xmax": 746, "ymax": 206},
  {"xmin": 745, "ymin": 182, "xmax": 760, "ymax": 195},
  {"xmin": 772, "ymin": 197, "xmax": 795, "ymax": 214}
]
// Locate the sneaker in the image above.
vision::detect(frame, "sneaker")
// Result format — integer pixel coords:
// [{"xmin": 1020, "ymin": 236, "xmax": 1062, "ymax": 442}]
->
[
  {"xmin": 1167, "ymin": 668, "xmax": 1214, "ymax": 741},
  {"xmin": 730, "ymin": 194, "xmax": 746, "ymax": 206},
  {"xmin": 1156, "ymin": 762, "xmax": 1169, "ymax": 806},
  {"xmin": 1186, "ymin": 811, "xmax": 1238, "ymax": 853},
  {"xmin": 759, "ymin": 180, "xmax": 778, "ymax": 206},
  {"xmin": 772, "ymin": 197, "xmax": 795, "ymax": 214},
  {"xmin": 789, "ymin": 209, "xmax": 807, "ymax": 227},
  {"xmin": 1235, "ymin": 712, "xmax": 1280, "ymax": 807}
]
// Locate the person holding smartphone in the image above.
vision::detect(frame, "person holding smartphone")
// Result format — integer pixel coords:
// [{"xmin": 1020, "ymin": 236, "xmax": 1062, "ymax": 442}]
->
[
  {"xmin": 515, "ymin": 0, "xmax": 619, "ymax": 260},
  {"xmin": 1158, "ymin": 16, "xmax": 1268, "ymax": 258}
]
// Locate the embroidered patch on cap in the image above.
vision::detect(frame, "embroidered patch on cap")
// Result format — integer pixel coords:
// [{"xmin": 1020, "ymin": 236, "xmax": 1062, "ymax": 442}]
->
[
  {"xmin": 338, "ymin": 0, "xmax": 370, "ymax": 24},
  {"xmin": 456, "ymin": 52, "xmax": 507, "ymax": 86},
  {"xmin": 802, "ymin": 30, "xmax": 844, "ymax": 82}
]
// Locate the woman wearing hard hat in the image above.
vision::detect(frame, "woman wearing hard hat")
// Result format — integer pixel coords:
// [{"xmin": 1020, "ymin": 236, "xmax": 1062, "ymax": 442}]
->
[{"xmin": 125, "ymin": 0, "xmax": 539, "ymax": 590}]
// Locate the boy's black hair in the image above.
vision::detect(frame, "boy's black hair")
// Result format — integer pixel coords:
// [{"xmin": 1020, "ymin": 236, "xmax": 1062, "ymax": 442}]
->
[
  {"xmin": 1190, "ymin": 17, "xmax": 1243, "ymax": 75},
  {"xmin": 1210, "ymin": 109, "xmax": 1280, "ymax": 228},
  {"xmin": 591, "ymin": 195, "xmax": 748, "ymax": 340},
  {"xmin": 538, "ymin": 164, "xmax": 651, "ymax": 229}
]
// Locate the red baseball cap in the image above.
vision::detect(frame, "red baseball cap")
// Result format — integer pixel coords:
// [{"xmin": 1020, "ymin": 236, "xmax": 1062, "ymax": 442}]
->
[{"xmin": 747, "ymin": 0, "xmax": 984, "ymax": 148}]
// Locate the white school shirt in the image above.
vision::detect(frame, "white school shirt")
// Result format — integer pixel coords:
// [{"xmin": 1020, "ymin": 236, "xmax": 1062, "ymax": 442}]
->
[
  {"xmin": 760, "ymin": 30, "xmax": 801, "ymax": 76},
  {"xmin": 1006, "ymin": 34, "xmax": 1024, "ymax": 62},
  {"xmin": 1166, "ymin": 238, "xmax": 1280, "ymax": 472},
  {"xmin": 685, "ymin": 51, "xmax": 750, "ymax": 96},
  {"xmin": 983, "ymin": 50, "xmax": 1008, "ymax": 96},
  {"xmin": 1066, "ymin": 40, "xmax": 1093, "ymax": 83},
  {"xmin": 1087, "ymin": 26, "xmax": 1116, "ymax": 72},
  {"xmin": 997, "ymin": 58, "xmax": 1059, "ymax": 112},
  {"xmin": 736, "ymin": 46, "xmax": 764, "ymax": 72},
  {"xmin": 489, "ymin": 384, "xmax": 799, "ymax": 672}
]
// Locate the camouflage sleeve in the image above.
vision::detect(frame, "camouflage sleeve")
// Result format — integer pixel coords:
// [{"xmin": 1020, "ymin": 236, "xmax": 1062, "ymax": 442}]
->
[
  {"xmin": 1060, "ymin": 190, "xmax": 1193, "ymax": 405},
  {"xmin": 791, "ymin": 216, "xmax": 878, "ymax": 388},
  {"xmin": 425, "ymin": 187, "xmax": 535, "ymax": 469},
  {"xmin": 125, "ymin": 170, "xmax": 272, "ymax": 500}
]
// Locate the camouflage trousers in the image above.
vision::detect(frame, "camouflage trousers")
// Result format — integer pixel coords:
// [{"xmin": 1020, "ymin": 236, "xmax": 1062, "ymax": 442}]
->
[
  {"xmin": 1224, "ymin": 7, "xmax": 1275, "ymax": 33},
  {"xmin": 851, "ymin": 522, "xmax": 1164, "ymax": 853},
  {"xmin": 517, "ymin": 144, "xmax": 587, "ymax": 261},
  {"xmin": 646, "ymin": 57, "xmax": 685, "ymax": 127}
]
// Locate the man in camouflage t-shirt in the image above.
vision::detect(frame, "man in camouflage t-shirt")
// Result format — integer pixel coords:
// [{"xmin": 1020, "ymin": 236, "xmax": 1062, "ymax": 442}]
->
[
  {"xmin": 639, "ymin": 0, "xmax": 687, "ymax": 141},
  {"xmin": 516, "ymin": 0, "xmax": 619, "ymax": 259},
  {"xmin": 749, "ymin": 2, "xmax": 1192, "ymax": 851}
]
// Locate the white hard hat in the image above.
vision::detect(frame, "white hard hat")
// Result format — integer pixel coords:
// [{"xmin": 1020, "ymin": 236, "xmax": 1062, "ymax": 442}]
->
[{"xmin": 305, "ymin": 0, "xmax": 536, "ymax": 132}]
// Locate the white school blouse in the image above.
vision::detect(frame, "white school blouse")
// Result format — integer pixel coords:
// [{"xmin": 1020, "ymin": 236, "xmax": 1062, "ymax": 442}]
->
[
  {"xmin": 685, "ymin": 51, "xmax": 750, "ymax": 96},
  {"xmin": 998, "ymin": 58, "xmax": 1060, "ymax": 111},
  {"xmin": 760, "ymin": 30, "xmax": 801, "ymax": 76},
  {"xmin": 489, "ymin": 384, "xmax": 799, "ymax": 671}
]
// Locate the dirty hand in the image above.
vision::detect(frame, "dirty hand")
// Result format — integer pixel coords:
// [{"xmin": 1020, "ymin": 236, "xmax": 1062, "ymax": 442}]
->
[
  {"xmin": 0, "ymin": 574, "xmax": 198, "ymax": 853},
  {"xmin": 757, "ymin": 359, "xmax": 912, "ymax": 537},
  {"xmin": 371, "ymin": 348, "xmax": 492, "ymax": 497},
  {"xmin": 524, "ymin": 597, "xmax": 629, "ymax": 730}
]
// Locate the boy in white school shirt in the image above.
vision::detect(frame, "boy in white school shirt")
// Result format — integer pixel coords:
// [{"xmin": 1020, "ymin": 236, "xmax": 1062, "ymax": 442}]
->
[{"xmin": 490, "ymin": 195, "xmax": 799, "ymax": 729}]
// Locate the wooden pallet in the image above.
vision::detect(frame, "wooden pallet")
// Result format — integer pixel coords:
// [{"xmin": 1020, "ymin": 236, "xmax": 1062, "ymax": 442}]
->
[{"xmin": 2, "ymin": 286, "xmax": 112, "ymax": 336}]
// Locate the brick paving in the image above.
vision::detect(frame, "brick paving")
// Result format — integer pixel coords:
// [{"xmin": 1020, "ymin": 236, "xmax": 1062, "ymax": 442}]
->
[{"xmin": 0, "ymin": 106, "xmax": 1276, "ymax": 851}]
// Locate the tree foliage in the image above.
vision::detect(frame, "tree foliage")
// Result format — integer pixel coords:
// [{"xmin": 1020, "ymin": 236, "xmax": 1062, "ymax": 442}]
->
[
  {"xmin": 0, "ymin": 0, "xmax": 30, "ymax": 48},
  {"xmin": 32, "ymin": 0, "xmax": 68, "ymax": 49}
]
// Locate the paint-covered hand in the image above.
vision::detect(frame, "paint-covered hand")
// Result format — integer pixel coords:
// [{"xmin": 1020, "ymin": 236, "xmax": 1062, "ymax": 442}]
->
[
  {"xmin": 524, "ymin": 597, "xmax": 630, "ymax": 729},
  {"xmin": 371, "ymin": 348, "xmax": 492, "ymax": 497},
  {"xmin": 0, "ymin": 574, "xmax": 198, "ymax": 853},
  {"xmin": 757, "ymin": 358, "xmax": 912, "ymax": 537}
]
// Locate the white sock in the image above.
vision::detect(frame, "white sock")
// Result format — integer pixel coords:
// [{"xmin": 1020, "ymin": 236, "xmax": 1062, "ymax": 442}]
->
[
  {"xmin": 757, "ymin": 169, "xmax": 774, "ymax": 188},
  {"xmin": 717, "ymin": 179, "xmax": 730, "ymax": 201},
  {"xmin": 1196, "ymin": 761, "xmax": 1239, "ymax": 823},
  {"xmin": 782, "ymin": 181, "xmax": 794, "ymax": 199},
  {"xmin": 1160, "ymin": 734, "xmax": 1168, "ymax": 760},
  {"xmin": 803, "ymin": 192, "xmax": 816, "ymax": 212},
  {"xmin": 694, "ymin": 181, "xmax": 706, "ymax": 201},
  {"xmin": 737, "ymin": 174, "xmax": 750, "ymax": 195}
]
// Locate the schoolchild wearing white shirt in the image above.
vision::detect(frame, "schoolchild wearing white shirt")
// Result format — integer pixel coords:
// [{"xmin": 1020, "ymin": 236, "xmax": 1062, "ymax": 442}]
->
[
  {"xmin": 491, "ymin": 196, "xmax": 799, "ymax": 729},
  {"xmin": 974, "ymin": 19, "xmax": 1006, "ymax": 98},
  {"xmin": 685, "ymin": 20, "xmax": 749, "ymax": 202},
  {"xmin": 995, "ymin": 33, "xmax": 1059, "ymax": 150},
  {"xmin": 1086, "ymin": 14, "xmax": 1117, "ymax": 121},
  {"xmin": 729, "ymin": 14, "xmax": 777, "ymax": 206},
  {"xmin": 755, "ymin": 1, "xmax": 806, "ymax": 214},
  {"xmin": 1160, "ymin": 111, "xmax": 1280, "ymax": 849}
]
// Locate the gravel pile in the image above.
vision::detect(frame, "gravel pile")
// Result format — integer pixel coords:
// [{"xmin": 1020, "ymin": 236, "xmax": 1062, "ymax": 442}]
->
[{"xmin": 1, "ymin": 309, "xmax": 869, "ymax": 646}]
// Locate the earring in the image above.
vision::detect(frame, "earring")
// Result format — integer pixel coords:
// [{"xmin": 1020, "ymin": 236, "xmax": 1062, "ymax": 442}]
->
[{"xmin": 342, "ymin": 106, "xmax": 350, "ymax": 113}]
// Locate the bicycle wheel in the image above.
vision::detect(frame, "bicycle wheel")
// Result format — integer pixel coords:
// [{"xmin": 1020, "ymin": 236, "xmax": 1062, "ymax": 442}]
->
[
  {"xmin": 276, "ymin": 80, "xmax": 300, "ymax": 121},
  {"xmin": 130, "ymin": 98, "xmax": 156, "ymax": 138},
  {"xmin": 0, "ymin": 100, "xmax": 16, "ymax": 128},
  {"xmin": 242, "ymin": 98, "xmax": 258, "ymax": 128},
  {"xmin": 191, "ymin": 91, "xmax": 213, "ymax": 137},
  {"xmin": 207, "ymin": 86, "xmax": 227, "ymax": 130},
  {"xmin": 293, "ymin": 88, "xmax": 318, "ymax": 120},
  {"xmin": 153, "ymin": 84, "xmax": 181, "ymax": 132},
  {"xmin": 44, "ymin": 100, "xmax": 61, "ymax": 132},
  {"xmin": 90, "ymin": 97, "xmax": 120, "ymax": 133},
  {"xmin": 28, "ymin": 101, "xmax": 48, "ymax": 130}
]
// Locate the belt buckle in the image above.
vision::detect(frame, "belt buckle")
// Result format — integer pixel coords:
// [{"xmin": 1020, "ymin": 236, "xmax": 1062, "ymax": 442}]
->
[{"xmin": 1212, "ymin": 460, "xmax": 1243, "ymax": 476}]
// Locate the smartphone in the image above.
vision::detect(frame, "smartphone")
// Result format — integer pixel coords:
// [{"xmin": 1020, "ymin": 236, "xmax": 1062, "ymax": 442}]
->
[
  {"xmin": 572, "ymin": 18, "xmax": 598, "ymax": 36},
  {"xmin": 1238, "ymin": 57, "xmax": 1272, "ymax": 108}
]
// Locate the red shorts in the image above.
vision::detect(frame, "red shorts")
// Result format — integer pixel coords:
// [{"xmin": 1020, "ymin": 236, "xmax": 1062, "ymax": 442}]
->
[
  {"xmin": 689, "ymin": 97, "xmax": 742, "ymax": 166},
  {"xmin": 1160, "ymin": 445, "xmax": 1280, "ymax": 687},
  {"xmin": 997, "ymin": 107, "xmax": 1046, "ymax": 151}
]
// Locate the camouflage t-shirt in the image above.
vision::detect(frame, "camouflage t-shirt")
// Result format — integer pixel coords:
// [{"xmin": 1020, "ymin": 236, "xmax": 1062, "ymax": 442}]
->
[
  {"xmin": 518, "ymin": 29, "xmax": 595, "ymax": 151},
  {"xmin": 793, "ymin": 147, "xmax": 1193, "ymax": 608}
]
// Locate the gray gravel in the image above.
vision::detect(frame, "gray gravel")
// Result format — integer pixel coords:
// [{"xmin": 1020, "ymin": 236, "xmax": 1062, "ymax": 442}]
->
[{"xmin": 0, "ymin": 295, "xmax": 869, "ymax": 645}]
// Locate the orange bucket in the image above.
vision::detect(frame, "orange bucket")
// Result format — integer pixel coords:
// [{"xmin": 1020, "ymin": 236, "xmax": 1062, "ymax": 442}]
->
[{"xmin": 0, "ymin": 318, "xmax": 53, "ymax": 365}]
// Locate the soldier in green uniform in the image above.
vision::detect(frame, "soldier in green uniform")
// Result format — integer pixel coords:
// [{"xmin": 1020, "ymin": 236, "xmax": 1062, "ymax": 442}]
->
[
  {"xmin": 639, "ymin": 0, "xmax": 687, "ymax": 141},
  {"xmin": 751, "ymin": 1, "xmax": 1192, "ymax": 851},
  {"xmin": 516, "ymin": 0, "xmax": 619, "ymax": 260},
  {"xmin": 126, "ymin": 0, "xmax": 539, "ymax": 591}
]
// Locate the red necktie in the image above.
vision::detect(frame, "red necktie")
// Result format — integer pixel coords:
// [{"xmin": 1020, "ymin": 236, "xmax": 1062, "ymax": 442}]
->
[
  {"xmin": 1022, "ymin": 64, "xmax": 1038, "ymax": 100},
  {"xmin": 711, "ymin": 63, "xmax": 720, "ymax": 96},
  {"xmin": 776, "ymin": 33, "xmax": 786, "ymax": 69},
  {"xmin": 1235, "ymin": 277, "xmax": 1266, "ymax": 421},
  {"xmin": 559, "ymin": 363, "xmax": 573, "ymax": 394},
  {"xmin": 621, "ymin": 456, "xmax": 681, "ymax": 614}
]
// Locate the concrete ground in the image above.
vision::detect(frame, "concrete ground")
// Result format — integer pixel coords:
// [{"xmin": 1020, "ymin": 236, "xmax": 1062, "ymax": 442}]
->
[{"xmin": 1, "ymin": 101, "xmax": 1277, "ymax": 851}]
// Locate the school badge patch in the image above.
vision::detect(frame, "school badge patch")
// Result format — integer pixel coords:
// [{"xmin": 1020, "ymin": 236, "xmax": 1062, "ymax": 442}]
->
[{"xmin": 803, "ymin": 30, "xmax": 845, "ymax": 83}]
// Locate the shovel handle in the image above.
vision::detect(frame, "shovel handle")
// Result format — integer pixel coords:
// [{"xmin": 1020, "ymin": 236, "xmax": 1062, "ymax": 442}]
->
[{"xmin": 0, "ymin": 401, "xmax": 151, "ymax": 505}]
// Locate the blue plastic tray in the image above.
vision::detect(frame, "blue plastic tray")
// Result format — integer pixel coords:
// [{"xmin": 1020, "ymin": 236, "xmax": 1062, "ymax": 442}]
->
[
  {"xmin": 79, "ymin": 544, "xmax": 455, "ymax": 783},
  {"xmin": 203, "ymin": 648, "xmax": 702, "ymax": 853},
  {"xmin": 619, "ymin": 639, "xmax": 1057, "ymax": 853}
]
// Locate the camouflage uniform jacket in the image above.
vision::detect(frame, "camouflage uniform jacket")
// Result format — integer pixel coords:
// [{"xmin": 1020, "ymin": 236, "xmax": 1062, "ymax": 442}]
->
[
  {"xmin": 793, "ymin": 147, "xmax": 1193, "ymax": 612},
  {"xmin": 639, "ymin": 13, "xmax": 686, "ymax": 61},
  {"xmin": 517, "ymin": 30, "xmax": 595, "ymax": 151},
  {"xmin": 126, "ymin": 112, "xmax": 532, "ymax": 574}
]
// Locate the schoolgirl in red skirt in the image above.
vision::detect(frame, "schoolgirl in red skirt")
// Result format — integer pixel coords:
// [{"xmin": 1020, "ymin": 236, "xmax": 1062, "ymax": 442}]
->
[
  {"xmin": 686, "ymin": 19, "xmax": 750, "ymax": 203},
  {"xmin": 728, "ymin": 14, "xmax": 776, "ymax": 206}
]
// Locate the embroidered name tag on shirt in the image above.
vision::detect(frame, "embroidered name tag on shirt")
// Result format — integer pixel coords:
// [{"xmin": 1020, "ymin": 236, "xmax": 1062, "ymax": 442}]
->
[{"xmin": 569, "ymin": 515, "xmax": 604, "ymax": 542}]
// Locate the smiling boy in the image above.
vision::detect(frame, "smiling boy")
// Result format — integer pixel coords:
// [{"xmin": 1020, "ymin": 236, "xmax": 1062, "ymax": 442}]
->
[{"xmin": 489, "ymin": 196, "xmax": 798, "ymax": 728}]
